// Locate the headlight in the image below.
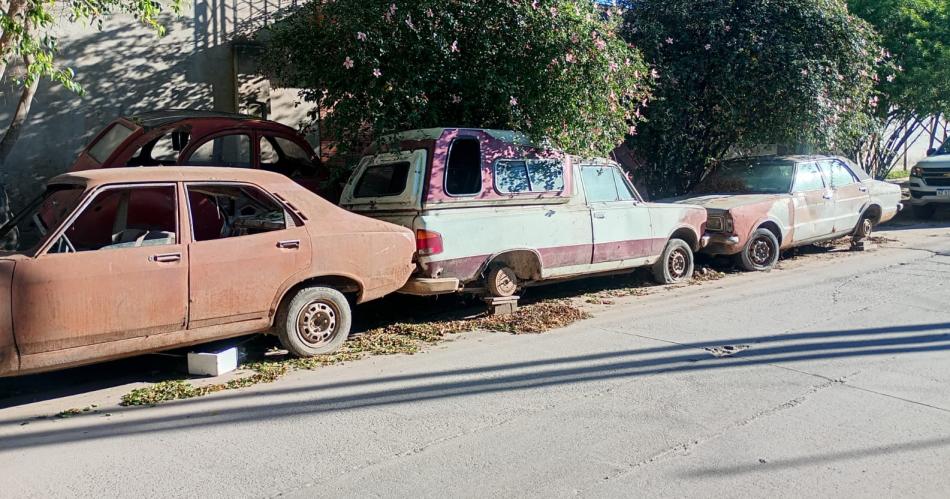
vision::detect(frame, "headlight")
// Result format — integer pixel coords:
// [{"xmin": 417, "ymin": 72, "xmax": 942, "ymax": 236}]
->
[
  {"xmin": 707, "ymin": 216, "xmax": 724, "ymax": 232},
  {"xmin": 911, "ymin": 166, "xmax": 924, "ymax": 178}
]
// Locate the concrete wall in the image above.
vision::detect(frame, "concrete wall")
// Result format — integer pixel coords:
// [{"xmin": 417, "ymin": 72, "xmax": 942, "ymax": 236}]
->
[{"xmin": 0, "ymin": 0, "xmax": 311, "ymax": 205}]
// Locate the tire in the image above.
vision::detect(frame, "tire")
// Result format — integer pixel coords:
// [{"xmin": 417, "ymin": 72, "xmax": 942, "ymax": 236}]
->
[
  {"xmin": 912, "ymin": 204, "xmax": 936, "ymax": 219},
  {"xmin": 853, "ymin": 214, "xmax": 873, "ymax": 241},
  {"xmin": 486, "ymin": 265, "xmax": 519, "ymax": 298},
  {"xmin": 277, "ymin": 287, "xmax": 352, "ymax": 357},
  {"xmin": 738, "ymin": 228, "xmax": 780, "ymax": 272},
  {"xmin": 652, "ymin": 238, "xmax": 694, "ymax": 284}
]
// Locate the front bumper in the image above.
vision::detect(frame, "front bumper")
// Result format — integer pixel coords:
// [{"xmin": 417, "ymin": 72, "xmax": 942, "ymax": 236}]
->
[
  {"xmin": 398, "ymin": 277, "xmax": 461, "ymax": 296},
  {"xmin": 700, "ymin": 232, "xmax": 742, "ymax": 256},
  {"xmin": 908, "ymin": 180, "xmax": 950, "ymax": 205}
]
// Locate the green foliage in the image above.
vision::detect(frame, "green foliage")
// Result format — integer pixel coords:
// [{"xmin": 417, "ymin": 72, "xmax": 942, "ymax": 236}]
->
[
  {"xmin": 621, "ymin": 0, "xmax": 882, "ymax": 196},
  {"xmin": 850, "ymin": 0, "xmax": 950, "ymax": 118},
  {"xmin": 261, "ymin": 0, "xmax": 650, "ymax": 156},
  {"xmin": 0, "ymin": 0, "xmax": 185, "ymax": 92}
]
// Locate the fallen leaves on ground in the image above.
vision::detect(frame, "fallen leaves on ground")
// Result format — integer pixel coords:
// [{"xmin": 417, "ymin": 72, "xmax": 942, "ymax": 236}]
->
[{"xmin": 119, "ymin": 300, "xmax": 590, "ymax": 407}]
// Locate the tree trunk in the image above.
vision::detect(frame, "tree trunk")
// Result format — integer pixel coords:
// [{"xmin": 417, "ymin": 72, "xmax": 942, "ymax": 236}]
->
[
  {"xmin": 0, "ymin": 55, "xmax": 39, "ymax": 165},
  {"xmin": 0, "ymin": 0, "xmax": 29, "ymax": 83}
]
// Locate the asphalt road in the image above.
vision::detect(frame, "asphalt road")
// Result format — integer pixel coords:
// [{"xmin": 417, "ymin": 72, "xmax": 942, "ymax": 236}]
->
[{"xmin": 1, "ymin": 210, "xmax": 949, "ymax": 498}]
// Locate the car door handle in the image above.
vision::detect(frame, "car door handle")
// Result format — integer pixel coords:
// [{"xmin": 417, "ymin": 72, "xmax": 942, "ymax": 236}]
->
[
  {"xmin": 593, "ymin": 212, "xmax": 606, "ymax": 219},
  {"xmin": 150, "ymin": 252, "xmax": 182, "ymax": 263},
  {"xmin": 822, "ymin": 193, "xmax": 834, "ymax": 200},
  {"xmin": 858, "ymin": 186, "xmax": 869, "ymax": 192},
  {"xmin": 277, "ymin": 240, "xmax": 301, "ymax": 249}
]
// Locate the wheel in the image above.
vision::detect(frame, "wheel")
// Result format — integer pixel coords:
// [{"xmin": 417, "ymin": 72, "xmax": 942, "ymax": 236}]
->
[
  {"xmin": 486, "ymin": 265, "xmax": 519, "ymax": 298},
  {"xmin": 853, "ymin": 214, "xmax": 873, "ymax": 241},
  {"xmin": 652, "ymin": 238, "xmax": 694, "ymax": 284},
  {"xmin": 277, "ymin": 287, "xmax": 352, "ymax": 357},
  {"xmin": 738, "ymin": 228, "xmax": 780, "ymax": 271},
  {"xmin": 912, "ymin": 204, "xmax": 936, "ymax": 219}
]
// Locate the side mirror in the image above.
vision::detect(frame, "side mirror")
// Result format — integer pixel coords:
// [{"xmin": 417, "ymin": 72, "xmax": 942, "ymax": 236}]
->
[{"xmin": 927, "ymin": 148, "xmax": 937, "ymax": 157}]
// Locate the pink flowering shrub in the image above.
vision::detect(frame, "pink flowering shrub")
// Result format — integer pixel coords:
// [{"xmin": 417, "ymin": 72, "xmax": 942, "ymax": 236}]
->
[{"xmin": 262, "ymin": 0, "xmax": 650, "ymax": 156}]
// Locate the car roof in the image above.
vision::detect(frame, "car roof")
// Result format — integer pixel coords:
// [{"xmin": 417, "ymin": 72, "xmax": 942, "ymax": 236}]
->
[
  {"xmin": 50, "ymin": 167, "xmax": 292, "ymax": 188},
  {"xmin": 124, "ymin": 109, "xmax": 257, "ymax": 129},
  {"xmin": 727, "ymin": 154, "xmax": 839, "ymax": 164}
]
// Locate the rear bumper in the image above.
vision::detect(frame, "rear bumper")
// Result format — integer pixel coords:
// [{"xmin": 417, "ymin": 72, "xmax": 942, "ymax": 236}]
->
[{"xmin": 398, "ymin": 277, "xmax": 461, "ymax": 296}]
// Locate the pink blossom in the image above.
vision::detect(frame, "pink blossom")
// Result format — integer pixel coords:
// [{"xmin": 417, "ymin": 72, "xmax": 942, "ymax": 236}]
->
[
  {"xmin": 549, "ymin": 6, "xmax": 557, "ymax": 17},
  {"xmin": 531, "ymin": 0, "xmax": 538, "ymax": 9},
  {"xmin": 650, "ymin": 68, "xmax": 659, "ymax": 79},
  {"xmin": 451, "ymin": 94, "xmax": 462, "ymax": 104},
  {"xmin": 665, "ymin": 37, "xmax": 674, "ymax": 44},
  {"xmin": 357, "ymin": 32, "xmax": 367, "ymax": 41},
  {"xmin": 343, "ymin": 57, "xmax": 354, "ymax": 69},
  {"xmin": 451, "ymin": 40, "xmax": 459, "ymax": 53},
  {"xmin": 609, "ymin": 62, "xmax": 619, "ymax": 72},
  {"xmin": 426, "ymin": 8, "xmax": 434, "ymax": 18},
  {"xmin": 406, "ymin": 15, "xmax": 414, "ymax": 30},
  {"xmin": 373, "ymin": 68, "xmax": 382, "ymax": 78},
  {"xmin": 801, "ymin": 69, "xmax": 809, "ymax": 76},
  {"xmin": 628, "ymin": 125, "xmax": 638, "ymax": 136},
  {"xmin": 704, "ymin": 44, "xmax": 711, "ymax": 50},
  {"xmin": 595, "ymin": 39, "xmax": 607, "ymax": 51},
  {"xmin": 510, "ymin": 96, "xmax": 518, "ymax": 106},
  {"xmin": 887, "ymin": 74, "xmax": 895, "ymax": 83},
  {"xmin": 565, "ymin": 52, "xmax": 576, "ymax": 63}
]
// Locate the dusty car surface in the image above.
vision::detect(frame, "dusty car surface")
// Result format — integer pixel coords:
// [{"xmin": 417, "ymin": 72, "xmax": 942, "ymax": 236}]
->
[
  {"xmin": 70, "ymin": 109, "xmax": 326, "ymax": 193},
  {"xmin": 680, "ymin": 155, "xmax": 903, "ymax": 271},
  {"xmin": 908, "ymin": 138, "xmax": 950, "ymax": 218},
  {"xmin": 339, "ymin": 128, "xmax": 707, "ymax": 297},
  {"xmin": 0, "ymin": 167, "xmax": 415, "ymax": 377}
]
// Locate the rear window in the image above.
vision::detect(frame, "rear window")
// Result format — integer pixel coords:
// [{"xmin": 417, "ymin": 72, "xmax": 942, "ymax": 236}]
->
[
  {"xmin": 354, "ymin": 162, "xmax": 411, "ymax": 198},
  {"xmin": 88, "ymin": 123, "xmax": 135, "ymax": 163}
]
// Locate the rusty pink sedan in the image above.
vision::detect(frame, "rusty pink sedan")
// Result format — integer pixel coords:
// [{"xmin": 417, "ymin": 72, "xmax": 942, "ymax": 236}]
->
[{"xmin": 0, "ymin": 167, "xmax": 415, "ymax": 376}]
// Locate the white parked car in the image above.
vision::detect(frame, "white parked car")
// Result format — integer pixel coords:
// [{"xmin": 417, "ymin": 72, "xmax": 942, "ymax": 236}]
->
[
  {"xmin": 339, "ymin": 128, "xmax": 708, "ymax": 297},
  {"xmin": 909, "ymin": 138, "xmax": 950, "ymax": 218}
]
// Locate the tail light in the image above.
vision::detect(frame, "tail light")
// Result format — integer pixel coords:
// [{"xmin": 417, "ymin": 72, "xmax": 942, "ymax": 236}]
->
[{"xmin": 415, "ymin": 229, "xmax": 444, "ymax": 256}]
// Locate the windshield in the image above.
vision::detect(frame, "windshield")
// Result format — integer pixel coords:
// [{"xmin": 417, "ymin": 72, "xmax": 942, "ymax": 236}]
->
[
  {"xmin": 694, "ymin": 159, "xmax": 796, "ymax": 195},
  {"xmin": 0, "ymin": 185, "xmax": 85, "ymax": 254},
  {"xmin": 936, "ymin": 138, "xmax": 950, "ymax": 156}
]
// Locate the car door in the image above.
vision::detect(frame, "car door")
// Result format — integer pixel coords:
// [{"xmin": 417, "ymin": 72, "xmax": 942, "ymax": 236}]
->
[
  {"xmin": 823, "ymin": 159, "xmax": 870, "ymax": 234},
  {"xmin": 790, "ymin": 162, "xmax": 836, "ymax": 242},
  {"xmin": 12, "ymin": 184, "xmax": 188, "ymax": 357},
  {"xmin": 581, "ymin": 165, "xmax": 654, "ymax": 269},
  {"xmin": 185, "ymin": 182, "xmax": 311, "ymax": 329}
]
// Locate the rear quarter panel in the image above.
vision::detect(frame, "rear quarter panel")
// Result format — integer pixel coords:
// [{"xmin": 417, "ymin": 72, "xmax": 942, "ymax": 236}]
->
[
  {"xmin": 866, "ymin": 179, "xmax": 903, "ymax": 223},
  {"xmin": 0, "ymin": 260, "xmax": 16, "ymax": 376}
]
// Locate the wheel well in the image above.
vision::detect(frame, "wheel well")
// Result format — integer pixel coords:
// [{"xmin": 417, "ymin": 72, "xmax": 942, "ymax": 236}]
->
[
  {"xmin": 484, "ymin": 250, "xmax": 543, "ymax": 281},
  {"xmin": 758, "ymin": 221, "xmax": 783, "ymax": 244},
  {"xmin": 275, "ymin": 275, "xmax": 362, "ymax": 322},
  {"xmin": 863, "ymin": 204, "xmax": 883, "ymax": 224},
  {"xmin": 670, "ymin": 228, "xmax": 699, "ymax": 251}
]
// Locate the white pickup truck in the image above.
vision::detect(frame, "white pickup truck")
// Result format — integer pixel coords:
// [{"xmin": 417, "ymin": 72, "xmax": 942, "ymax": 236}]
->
[
  {"xmin": 909, "ymin": 138, "xmax": 950, "ymax": 218},
  {"xmin": 340, "ymin": 128, "xmax": 708, "ymax": 298}
]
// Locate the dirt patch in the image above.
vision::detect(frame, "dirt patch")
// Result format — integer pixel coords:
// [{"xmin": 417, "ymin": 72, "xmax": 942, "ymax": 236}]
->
[{"xmin": 119, "ymin": 300, "xmax": 590, "ymax": 407}]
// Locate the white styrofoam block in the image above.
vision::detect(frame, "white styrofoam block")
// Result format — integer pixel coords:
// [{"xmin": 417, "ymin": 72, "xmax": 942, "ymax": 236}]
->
[{"xmin": 187, "ymin": 347, "xmax": 239, "ymax": 377}]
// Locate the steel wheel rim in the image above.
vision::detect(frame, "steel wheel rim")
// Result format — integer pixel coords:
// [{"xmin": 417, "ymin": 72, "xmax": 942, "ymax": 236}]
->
[
  {"xmin": 296, "ymin": 300, "xmax": 339, "ymax": 347},
  {"xmin": 861, "ymin": 219, "xmax": 872, "ymax": 237},
  {"xmin": 749, "ymin": 237, "xmax": 774, "ymax": 266},
  {"xmin": 494, "ymin": 269, "xmax": 517, "ymax": 296},
  {"xmin": 668, "ymin": 248, "xmax": 690, "ymax": 280}
]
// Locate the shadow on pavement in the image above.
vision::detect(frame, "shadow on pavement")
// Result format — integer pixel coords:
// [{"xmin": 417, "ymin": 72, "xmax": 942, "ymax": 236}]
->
[{"xmin": 1, "ymin": 321, "xmax": 947, "ymax": 451}]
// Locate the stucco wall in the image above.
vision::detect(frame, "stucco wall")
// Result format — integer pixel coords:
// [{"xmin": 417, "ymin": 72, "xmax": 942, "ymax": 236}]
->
[{"xmin": 0, "ymin": 0, "xmax": 312, "ymax": 205}]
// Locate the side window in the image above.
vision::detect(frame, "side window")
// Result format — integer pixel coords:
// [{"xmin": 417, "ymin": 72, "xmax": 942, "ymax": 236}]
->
[
  {"xmin": 582, "ymin": 167, "xmax": 620, "ymax": 203},
  {"xmin": 186, "ymin": 134, "xmax": 252, "ymax": 168},
  {"xmin": 187, "ymin": 184, "xmax": 289, "ymax": 242},
  {"xmin": 445, "ymin": 137, "xmax": 482, "ymax": 196},
  {"xmin": 259, "ymin": 136, "xmax": 318, "ymax": 178},
  {"xmin": 52, "ymin": 186, "xmax": 177, "ymax": 253},
  {"xmin": 494, "ymin": 161, "xmax": 531, "ymax": 193},
  {"xmin": 494, "ymin": 159, "xmax": 565, "ymax": 194},
  {"xmin": 612, "ymin": 168, "xmax": 637, "ymax": 201},
  {"xmin": 354, "ymin": 162, "xmax": 411, "ymax": 198},
  {"xmin": 829, "ymin": 160, "xmax": 856, "ymax": 187},
  {"xmin": 794, "ymin": 163, "xmax": 826, "ymax": 192}
]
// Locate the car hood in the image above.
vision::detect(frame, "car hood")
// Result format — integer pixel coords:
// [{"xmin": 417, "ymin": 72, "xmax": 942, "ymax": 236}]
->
[
  {"xmin": 915, "ymin": 155, "xmax": 950, "ymax": 169},
  {"xmin": 674, "ymin": 193, "xmax": 788, "ymax": 211}
]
